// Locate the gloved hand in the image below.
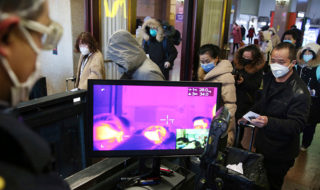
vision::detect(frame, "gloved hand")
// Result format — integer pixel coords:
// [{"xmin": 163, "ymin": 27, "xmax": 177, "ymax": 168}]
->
[{"xmin": 164, "ymin": 61, "xmax": 171, "ymax": 69}]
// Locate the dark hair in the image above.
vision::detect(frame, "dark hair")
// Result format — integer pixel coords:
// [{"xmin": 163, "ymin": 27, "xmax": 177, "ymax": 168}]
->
[
  {"xmin": 199, "ymin": 44, "xmax": 220, "ymax": 59},
  {"xmin": 300, "ymin": 49, "xmax": 316, "ymax": 61},
  {"xmin": 272, "ymin": 42, "xmax": 296, "ymax": 61},
  {"xmin": 75, "ymin": 32, "xmax": 99, "ymax": 53},
  {"xmin": 281, "ymin": 30, "xmax": 298, "ymax": 41},
  {"xmin": 235, "ymin": 45, "xmax": 264, "ymax": 66}
]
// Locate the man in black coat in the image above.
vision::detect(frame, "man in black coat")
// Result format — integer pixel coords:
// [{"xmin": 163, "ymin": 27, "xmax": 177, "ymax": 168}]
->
[{"xmin": 239, "ymin": 43, "xmax": 311, "ymax": 190}]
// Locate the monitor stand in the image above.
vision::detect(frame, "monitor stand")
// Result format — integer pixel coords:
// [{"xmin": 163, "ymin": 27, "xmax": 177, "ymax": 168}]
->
[{"xmin": 138, "ymin": 157, "xmax": 161, "ymax": 179}]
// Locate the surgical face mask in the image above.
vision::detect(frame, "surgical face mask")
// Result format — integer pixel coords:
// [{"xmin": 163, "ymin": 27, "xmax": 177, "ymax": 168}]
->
[
  {"xmin": 80, "ymin": 45, "xmax": 90, "ymax": 55},
  {"xmin": 201, "ymin": 62, "xmax": 215, "ymax": 73},
  {"xmin": 149, "ymin": 29, "xmax": 157, "ymax": 37},
  {"xmin": 19, "ymin": 19, "xmax": 63, "ymax": 54},
  {"xmin": 0, "ymin": 57, "xmax": 41, "ymax": 106},
  {"xmin": 270, "ymin": 63, "xmax": 291, "ymax": 78},
  {"xmin": 303, "ymin": 54, "xmax": 313, "ymax": 63},
  {"xmin": 283, "ymin": 39, "xmax": 292, "ymax": 44}
]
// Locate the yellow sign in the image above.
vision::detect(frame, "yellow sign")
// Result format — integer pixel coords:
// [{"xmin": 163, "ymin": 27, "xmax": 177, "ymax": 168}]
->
[
  {"xmin": 104, "ymin": 0, "xmax": 127, "ymax": 19},
  {"xmin": 0, "ymin": 176, "xmax": 5, "ymax": 190}
]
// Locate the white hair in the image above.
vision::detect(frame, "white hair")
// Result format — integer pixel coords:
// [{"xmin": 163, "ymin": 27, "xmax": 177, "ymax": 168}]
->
[{"xmin": 0, "ymin": 0, "xmax": 45, "ymax": 20}]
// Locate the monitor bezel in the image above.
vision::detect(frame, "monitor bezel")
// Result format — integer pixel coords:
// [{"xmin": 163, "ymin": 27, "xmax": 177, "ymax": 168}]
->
[{"xmin": 87, "ymin": 79, "xmax": 222, "ymax": 157}]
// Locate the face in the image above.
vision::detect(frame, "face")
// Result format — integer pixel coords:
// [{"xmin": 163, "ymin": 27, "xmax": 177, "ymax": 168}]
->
[
  {"xmin": 271, "ymin": 48, "xmax": 294, "ymax": 69},
  {"xmin": 284, "ymin": 34, "xmax": 296, "ymax": 44},
  {"xmin": 199, "ymin": 53, "xmax": 218, "ymax": 65},
  {"xmin": 304, "ymin": 50, "xmax": 312, "ymax": 56},
  {"xmin": 0, "ymin": 1, "xmax": 50, "ymax": 83},
  {"xmin": 242, "ymin": 51, "xmax": 253, "ymax": 60}
]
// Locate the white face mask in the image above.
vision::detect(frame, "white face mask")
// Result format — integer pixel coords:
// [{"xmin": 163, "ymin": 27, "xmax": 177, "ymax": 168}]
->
[
  {"xmin": 80, "ymin": 46, "xmax": 90, "ymax": 55},
  {"xmin": 270, "ymin": 63, "xmax": 291, "ymax": 78},
  {"xmin": 1, "ymin": 57, "xmax": 41, "ymax": 106}
]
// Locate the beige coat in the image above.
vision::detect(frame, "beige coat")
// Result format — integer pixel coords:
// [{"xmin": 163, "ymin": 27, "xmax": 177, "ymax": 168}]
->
[
  {"xmin": 198, "ymin": 60, "xmax": 237, "ymax": 146},
  {"xmin": 75, "ymin": 50, "xmax": 106, "ymax": 89}
]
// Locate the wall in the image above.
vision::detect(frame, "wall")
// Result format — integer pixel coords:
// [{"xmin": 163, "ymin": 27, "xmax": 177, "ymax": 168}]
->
[
  {"xmin": 71, "ymin": 0, "xmax": 85, "ymax": 78},
  {"xmin": 258, "ymin": 0, "xmax": 275, "ymax": 17},
  {"xmin": 136, "ymin": 0, "xmax": 168, "ymax": 21},
  {"xmin": 38, "ymin": 0, "xmax": 74, "ymax": 95},
  {"xmin": 306, "ymin": 0, "xmax": 320, "ymax": 19},
  {"xmin": 239, "ymin": 0, "xmax": 260, "ymax": 16}
]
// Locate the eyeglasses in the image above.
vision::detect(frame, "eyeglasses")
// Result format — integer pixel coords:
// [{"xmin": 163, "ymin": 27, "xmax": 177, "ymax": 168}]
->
[{"xmin": 20, "ymin": 19, "xmax": 63, "ymax": 50}]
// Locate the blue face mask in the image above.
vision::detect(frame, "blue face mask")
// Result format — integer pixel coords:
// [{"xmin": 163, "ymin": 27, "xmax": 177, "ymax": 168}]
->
[
  {"xmin": 283, "ymin": 39, "xmax": 292, "ymax": 44},
  {"xmin": 303, "ymin": 54, "xmax": 313, "ymax": 63},
  {"xmin": 149, "ymin": 29, "xmax": 157, "ymax": 37},
  {"xmin": 201, "ymin": 62, "xmax": 215, "ymax": 73}
]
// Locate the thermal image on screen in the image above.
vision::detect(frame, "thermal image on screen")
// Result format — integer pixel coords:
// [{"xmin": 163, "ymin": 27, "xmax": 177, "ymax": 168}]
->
[{"xmin": 92, "ymin": 85, "xmax": 218, "ymax": 151}]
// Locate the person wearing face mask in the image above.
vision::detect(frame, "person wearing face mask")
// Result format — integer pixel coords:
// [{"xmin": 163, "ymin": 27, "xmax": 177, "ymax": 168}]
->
[
  {"xmin": 198, "ymin": 44, "xmax": 237, "ymax": 147},
  {"xmin": 295, "ymin": 43, "xmax": 320, "ymax": 151},
  {"xmin": 0, "ymin": 0, "xmax": 70, "ymax": 189},
  {"xmin": 141, "ymin": 18, "xmax": 177, "ymax": 80},
  {"xmin": 74, "ymin": 32, "xmax": 105, "ymax": 90},
  {"xmin": 232, "ymin": 45, "xmax": 265, "ymax": 149},
  {"xmin": 281, "ymin": 29, "xmax": 302, "ymax": 49},
  {"xmin": 238, "ymin": 42, "xmax": 310, "ymax": 190},
  {"xmin": 268, "ymin": 27, "xmax": 280, "ymax": 48}
]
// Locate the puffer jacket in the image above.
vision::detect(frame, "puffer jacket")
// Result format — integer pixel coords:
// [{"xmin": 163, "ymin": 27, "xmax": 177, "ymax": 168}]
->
[
  {"xmin": 198, "ymin": 60, "xmax": 237, "ymax": 147},
  {"xmin": 140, "ymin": 19, "xmax": 177, "ymax": 80},
  {"xmin": 252, "ymin": 71, "xmax": 310, "ymax": 161},
  {"xmin": 296, "ymin": 43, "xmax": 320, "ymax": 123},
  {"xmin": 107, "ymin": 30, "xmax": 165, "ymax": 81}
]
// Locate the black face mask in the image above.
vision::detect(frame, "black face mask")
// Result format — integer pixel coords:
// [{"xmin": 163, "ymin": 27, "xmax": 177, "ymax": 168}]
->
[{"xmin": 240, "ymin": 58, "xmax": 252, "ymax": 66}]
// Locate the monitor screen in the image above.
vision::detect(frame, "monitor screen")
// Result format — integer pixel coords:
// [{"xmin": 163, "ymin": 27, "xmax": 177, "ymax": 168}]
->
[{"xmin": 87, "ymin": 80, "xmax": 221, "ymax": 157}]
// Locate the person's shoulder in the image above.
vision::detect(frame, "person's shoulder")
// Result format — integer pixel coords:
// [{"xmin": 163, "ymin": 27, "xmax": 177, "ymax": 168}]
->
[{"xmin": 290, "ymin": 72, "xmax": 310, "ymax": 96}]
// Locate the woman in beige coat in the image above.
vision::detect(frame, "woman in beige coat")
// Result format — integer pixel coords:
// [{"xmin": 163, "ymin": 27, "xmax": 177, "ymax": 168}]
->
[
  {"xmin": 75, "ymin": 32, "xmax": 106, "ymax": 89},
  {"xmin": 198, "ymin": 44, "xmax": 237, "ymax": 147}
]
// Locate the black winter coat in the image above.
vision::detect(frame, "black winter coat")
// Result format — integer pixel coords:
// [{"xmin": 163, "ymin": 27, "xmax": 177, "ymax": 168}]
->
[
  {"xmin": 143, "ymin": 37, "xmax": 178, "ymax": 79},
  {"xmin": 251, "ymin": 71, "xmax": 311, "ymax": 162},
  {"xmin": 296, "ymin": 65, "xmax": 320, "ymax": 124},
  {"xmin": 0, "ymin": 104, "xmax": 70, "ymax": 190},
  {"xmin": 235, "ymin": 69, "xmax": 263, "ymax": 120}
]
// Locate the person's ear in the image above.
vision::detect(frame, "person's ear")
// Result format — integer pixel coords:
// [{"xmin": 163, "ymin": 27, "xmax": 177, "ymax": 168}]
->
[{"xmin": 0, "ymin": 16, "xmax": 20, "ymax": 57}]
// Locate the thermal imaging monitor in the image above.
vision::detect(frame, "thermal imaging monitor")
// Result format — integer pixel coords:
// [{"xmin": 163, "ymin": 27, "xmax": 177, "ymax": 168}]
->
[{"xmin": 87, "ymin": 80, "xmax": 221, "ymax": 157}]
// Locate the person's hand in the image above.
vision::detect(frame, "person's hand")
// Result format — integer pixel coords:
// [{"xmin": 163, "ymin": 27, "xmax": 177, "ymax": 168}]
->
[
  {"xmin": 237, "ymin": 76, "xmax": 244, "ymax": 84},
  {"xmin": 250, "ymin": 116, "xmax": 268, "ymax": 128},
  {"xmin": 238, "ymin": 117, "xmax": 248, "ymax": 125},
  {"xmin": 164, "ymin": 61, "xmax": 171, "ymax": 69}
]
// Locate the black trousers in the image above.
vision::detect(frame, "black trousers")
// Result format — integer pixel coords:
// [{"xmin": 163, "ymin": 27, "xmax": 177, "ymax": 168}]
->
[
  {"xmin": 233, "ymin": 43, "xmax": 239, "ymax": 53},
  {"xmin": 263, "ymin": 159, "xmax": 295, "ymax": 190},
  {"xmin": 302, "ymin": 123, "xmax": 317, "ymax": 148}
]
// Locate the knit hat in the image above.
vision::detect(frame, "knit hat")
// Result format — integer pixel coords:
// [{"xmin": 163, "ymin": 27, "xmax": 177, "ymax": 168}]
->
[{"xmin": 302, "ymin": 43, "xmax": 320, "ymax": 54}]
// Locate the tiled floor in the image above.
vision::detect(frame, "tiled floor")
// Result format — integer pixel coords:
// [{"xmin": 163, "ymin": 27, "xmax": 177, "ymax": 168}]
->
[{"xmin": 283, "ymin": 124, "xmax": 320, "ymax": 190}]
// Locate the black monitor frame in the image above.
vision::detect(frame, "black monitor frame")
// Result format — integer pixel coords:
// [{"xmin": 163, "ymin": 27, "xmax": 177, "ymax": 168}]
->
[{"xmin": 87, "ymin": 80, "xmax": 222, "ymax": 158}]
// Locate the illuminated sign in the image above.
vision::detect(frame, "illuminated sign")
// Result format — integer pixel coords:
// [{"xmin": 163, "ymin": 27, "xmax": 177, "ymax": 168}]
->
[{"xmin": 104, "ymin": 0, "xmax": 127, "ymax": 18}]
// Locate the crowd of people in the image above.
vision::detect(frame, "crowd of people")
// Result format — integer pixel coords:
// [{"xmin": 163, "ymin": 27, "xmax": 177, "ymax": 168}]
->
[{"xmin": 1, "ymin": 0, "xmax": 319, "ymax": 190}]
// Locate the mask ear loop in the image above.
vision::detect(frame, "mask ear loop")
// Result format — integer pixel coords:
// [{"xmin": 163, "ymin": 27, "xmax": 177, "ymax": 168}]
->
[
  {"xmin": 18, "ymin": 23, "xmax": 41, "ymax": 54},
  {"xmin": 0, "ymin": 56, "xmax": 21, "ymax": 87}
]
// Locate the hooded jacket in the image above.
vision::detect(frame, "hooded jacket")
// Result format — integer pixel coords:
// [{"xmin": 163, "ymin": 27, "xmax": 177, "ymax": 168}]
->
[
  {"xmin": 140, "ymin": 19, "xmax": 177, "ymax": 79},
  {"xmin": 198, "ymin": 60, "xmax": 237, "ymax": 146},
  {"xmin": 296, "ymin": 43, "xmax": 320, "ymax": 123},
  {"xmin": 107, "ymin": 30, "xmax": 165, "ymax": 81},
  {"xmin": 268, "ymin": 27, "xmax": 281, "ymax": 48}
]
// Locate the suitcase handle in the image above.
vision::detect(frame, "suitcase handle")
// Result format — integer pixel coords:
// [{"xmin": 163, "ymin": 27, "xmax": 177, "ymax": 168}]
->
[{"xmin": 237, "ymin": 123, "xmax": 256, "ymax": 152}]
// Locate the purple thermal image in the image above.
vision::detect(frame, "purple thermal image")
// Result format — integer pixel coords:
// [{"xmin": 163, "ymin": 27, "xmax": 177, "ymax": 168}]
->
[{"xmin": 92, "ymin": 85, "xmax": 218, "ymax": 151}]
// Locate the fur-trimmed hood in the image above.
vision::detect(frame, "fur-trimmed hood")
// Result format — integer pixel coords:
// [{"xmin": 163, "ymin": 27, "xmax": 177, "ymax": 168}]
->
[
  {"xmin": 198, "ymin": 60, "xmax": 234, "ymax": 83},
  {"xmin": 140, "ymin": 18, "xmax": 164, "ymax": 42},
  {"xmin": 297, "ymin": 42, "xmax": 320, "ymax": 68},
  {"xmin": 233, "ymin": 46, "xmax": 266, "ymax": 74}
]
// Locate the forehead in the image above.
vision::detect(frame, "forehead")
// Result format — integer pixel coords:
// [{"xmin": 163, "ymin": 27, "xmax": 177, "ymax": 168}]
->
[
  {"xmin": 200, "ymin": 53, "xmax": 212, "ymax": 60},
  {"xmin": 284, "ymin": 34, "xmax": 293, "ymax": 39},
  {"xmin": 242, "ymin": 51, "xmax": 252, "ymax": 58},
  {"xmin": 272, "ymin": 48, "xmax": 289, "ymax": 60}
]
